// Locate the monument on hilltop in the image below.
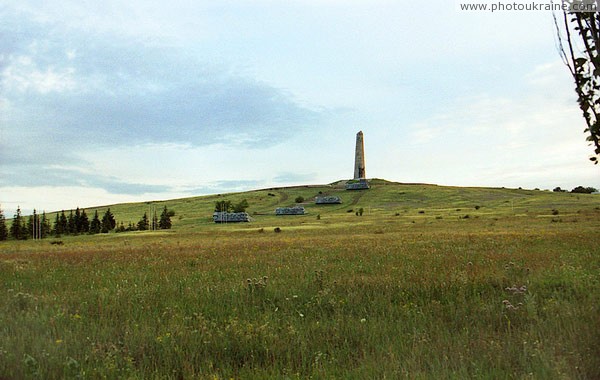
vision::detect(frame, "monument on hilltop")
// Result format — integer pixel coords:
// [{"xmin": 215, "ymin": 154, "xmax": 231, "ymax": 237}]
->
[
  {"xmin": 354, "ymin": 131, "xmax": 366, "ymax": 179},
  {"xmin": 346, "ymin": 131, "xmax": 370, "ymax": 190}
]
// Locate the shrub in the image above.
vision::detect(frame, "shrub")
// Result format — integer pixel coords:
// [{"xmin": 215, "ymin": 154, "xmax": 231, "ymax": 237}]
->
[
  {"xmin": 571, "ymin": 186, "xmax": 598, "ymax": 194},
  {"xmin": 295, "ymin": 196, "xmax": 305, "ymax": 203},
  {"xmin": 233, "ymin": 199, "xmax": 249, "ymax": 213}
]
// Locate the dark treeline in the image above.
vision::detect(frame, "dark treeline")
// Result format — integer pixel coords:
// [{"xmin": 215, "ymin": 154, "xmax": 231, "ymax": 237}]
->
[{"xmin": 0, "ymin": 206, "xmax": 174, "ymax": 241}]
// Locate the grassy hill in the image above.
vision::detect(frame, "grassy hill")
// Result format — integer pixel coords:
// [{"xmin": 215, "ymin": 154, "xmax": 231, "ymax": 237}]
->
[{"xmin": 63, "ymin": 178, "xmax": 600, "ymax": 233}]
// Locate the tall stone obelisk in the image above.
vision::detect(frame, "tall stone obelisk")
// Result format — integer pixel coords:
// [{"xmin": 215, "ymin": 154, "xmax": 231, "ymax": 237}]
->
[{"xmin": 353, "ymin": 131, "xmax": 366, "ymax": 179}]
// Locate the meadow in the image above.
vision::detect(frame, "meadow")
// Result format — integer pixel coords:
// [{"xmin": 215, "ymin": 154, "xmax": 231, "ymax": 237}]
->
[{"xmin": 1, "ymin": 180, "xmax": 600, "ymax": 379}]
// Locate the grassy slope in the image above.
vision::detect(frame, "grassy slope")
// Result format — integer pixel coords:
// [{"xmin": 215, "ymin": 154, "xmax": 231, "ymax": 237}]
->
[
  {"xmin": 51, "ymin": 178, "xmax": 600, "ymax": 232},
  {"xmin": 1, "ymin": 180, "xmax": 600, "ymax": 379}
]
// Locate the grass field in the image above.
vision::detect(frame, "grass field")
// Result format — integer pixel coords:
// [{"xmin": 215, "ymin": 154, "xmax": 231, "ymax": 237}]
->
[{"xmin": 1, "ymin": 180, "xmax": 600, "ymax": 378}]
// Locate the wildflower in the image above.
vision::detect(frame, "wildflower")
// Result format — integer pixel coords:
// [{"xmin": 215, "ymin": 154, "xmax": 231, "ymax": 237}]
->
[
  {"xmin": 505, "ymin": 285, "xmax": 527, "ymax": 294},
  {"xmin": 502, "ymin": 299, "xmax": 519, "ymax": 311}
]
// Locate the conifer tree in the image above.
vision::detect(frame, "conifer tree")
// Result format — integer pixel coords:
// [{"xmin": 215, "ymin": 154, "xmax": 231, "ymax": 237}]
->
[
  {"xmin": 0, "ymin": 206, "xmax": 8, "ymax": 241},
  {"xmin": 159, "ymin": 206, "xmax": 172, "ymax": 229},
  {"xmin": 53, "ymin": 213, "xmax": 60, "ymax": 236},
  {"xmin": 10, "ymin": 206, "xmax": 27, "ymax": 240},
  {"xmin": 79, "ymin": 209, "xmax": 90, "ymax": 233},
  {"xmin": 90, "ymin": 210, "xmax": 101, "ymax": 234},
  {"xmin": 74, "ymin": 208, "xmax": 82, "ymax": 233},
  {"xmin": 67, "ymin": 210, "xmax": 76, "ymax": 234},
  {"xmin": 41, "ymin": 212, "xmax": 51, "ymax": 238},
  {"xmin": 59, "ymin": 210, "xmax": 69, "ymax": 235},
  {"xmin": 59, "ymin": 210, "xmax": 68, "ymax": 235},
  {"xmin": 100, "ymin": 209, "xmax": 116, "ymax": 233},
  {"xmin": 137, "ymin": 212, "xmax": 149, "ymax": 231}
]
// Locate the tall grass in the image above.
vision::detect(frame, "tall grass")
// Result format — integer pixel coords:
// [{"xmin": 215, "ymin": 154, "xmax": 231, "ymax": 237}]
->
[{"xmin": 1, "ymin": 209, "xmax": 599, "ymax": 378}]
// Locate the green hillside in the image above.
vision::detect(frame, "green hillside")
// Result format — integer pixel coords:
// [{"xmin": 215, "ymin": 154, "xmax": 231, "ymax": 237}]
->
[{"xmin": 48, "ymin": 178, "xmax": 599, "ymax": 234}]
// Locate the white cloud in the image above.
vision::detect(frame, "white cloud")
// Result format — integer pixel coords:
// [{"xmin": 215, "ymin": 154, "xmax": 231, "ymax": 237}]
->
[
  {"xmin": 396, "ymin": 60, "xmax": 598, "ymax": 189},
  {"xmin": 1, "ymin": 55, "xmax": 77, "ymax": 94}
]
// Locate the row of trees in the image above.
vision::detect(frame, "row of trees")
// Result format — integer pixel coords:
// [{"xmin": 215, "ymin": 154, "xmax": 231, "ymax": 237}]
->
[
  {"xmin": 135, "ymin": 207, "xmax": 174, "ymax": 231},
  {"xmin": 0, "ymin": 205, "xmax": 174, "ymax": 241},
  {"xmin": 553, "ymin": 185, "xmax": 598, "ymax": 193}
]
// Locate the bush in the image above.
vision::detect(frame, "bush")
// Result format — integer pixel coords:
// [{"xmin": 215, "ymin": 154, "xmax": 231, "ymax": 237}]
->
[
  {"xmin": 571, "ymin": 186, "xmax": 598, "ymax": 194},
  {"xmin": 295, "ymin": 196, "xmax": 305, "ymax": 203},
  {"xmin": 233, "ymin": 199, "xmax": 249, "ymax": 213}
]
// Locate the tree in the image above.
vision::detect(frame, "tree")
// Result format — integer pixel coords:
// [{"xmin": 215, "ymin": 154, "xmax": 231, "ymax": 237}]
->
[
  {"xmin": 137, "ymin": 212, "xmax": 149, "ymax": 231},
  {"xmin": 233, "ymin": 199, "xmax": 249, "ymax": 213},
  {"xmin": 115, "ymin": 222, "xmax": 126, "ymax": 233},
  {"xmin": 0, "ymin": 206, "xmax": 8, "ymax": 241},
  {"xmin": 89, "ymin": 210, "xmax": 101, "ymax": 234},
  {"xmin": 10, "ymin": 206, "xmax": 27, "ymax": 240},
  {"xmin": 55, "ymin": 210, "xmax": 68, "ymax": 236},
  {"xmin": 101, "ymin": 209, "xmax": 116, "ymax": 233},
  {"xmin": 215, "ymin": 200, "xmax": 233, "ymax": 213},
  {"xmin": 555, "ymin": 2, "xmax": 600, "ymax": 162},
  {"xmin": 67, "ymin": 210, "xmax": 76, "ymax": 234},
  {"xmin": 40, "ymin": 212, "xmax": 51, "ymax": 238},
  {"xmin": 159, "ymin": 206, "xmax": 173, "ymax": 229},
  {"xmin": 571, "ymin": 185, "xmax": 598, "ymax": 193},
  {"xmin": 78, "ymin": 209, "xmax": 90, "ymax": 233}
]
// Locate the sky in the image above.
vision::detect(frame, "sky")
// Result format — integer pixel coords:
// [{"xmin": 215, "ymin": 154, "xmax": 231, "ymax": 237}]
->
[{"xmin": 1, "ymin": 0, "xmax": 599, "ymax": 216}]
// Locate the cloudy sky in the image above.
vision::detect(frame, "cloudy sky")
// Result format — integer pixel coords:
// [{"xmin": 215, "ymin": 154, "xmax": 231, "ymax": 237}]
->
[{"xmin": 1, "ymin": 0, "xmax": 598, "ymax": 215}]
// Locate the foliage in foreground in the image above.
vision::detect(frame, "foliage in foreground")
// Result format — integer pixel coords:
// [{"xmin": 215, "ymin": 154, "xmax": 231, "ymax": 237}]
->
[{"xmin": 0, "ymin": 211, "xmax": 599, "ymax": 379}]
